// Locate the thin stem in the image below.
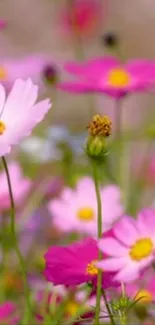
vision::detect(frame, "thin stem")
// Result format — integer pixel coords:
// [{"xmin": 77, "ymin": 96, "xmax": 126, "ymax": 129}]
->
[
  {"xmin": 101, "ymin": 289, "xmax": 116, "ymax": 325},
  {"xmin": 92, "ymin": 162, "xmax": 102, "ymax": 325},
  {"xmin": 115, "ymin": 98, "xmax": 130, "ymax": 208},
  {"xmin": 67, "ymin": 0, "xmax": 84, "ymax": 60},
  {"xmin": 1, "ymin": 156, "xmax": 32, "ymax": 324},
  {"xmin": 115, "ymin": 98, "xmax": 122, "ymax": 140},
  {"xmin": 67, "ymin": 0, "xmax": 96, "ymax": 118}
]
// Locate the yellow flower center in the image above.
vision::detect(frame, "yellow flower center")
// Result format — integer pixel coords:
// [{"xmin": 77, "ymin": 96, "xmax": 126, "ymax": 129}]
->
[
  {"xmin": 0, "ymin": 121, "xmax": 6, "ymax": 135},
  {"xmin": 108, "ymin": 68, "xmax": 130, "ymax": 87},
  {"xmin": 129, "ymin": 238, "xmax": 153, "ymax": 261},
  {"xmin": 0, "ymin": 67, "xmax": 8, "ymax": 80},
  {"xmin": 136, "ymin": 289, "xmax": 153, "ymax": 303},
  {"xmin": 65, "ymin": 301, "xmax": 79, "ymax": 316},
  {"xmin": 77, "ymin": 207, "xmax": 95, "ymax": 222},
  {"xmin": 86, "ymin": 259, "xmax": 98, "ymax": 275}
]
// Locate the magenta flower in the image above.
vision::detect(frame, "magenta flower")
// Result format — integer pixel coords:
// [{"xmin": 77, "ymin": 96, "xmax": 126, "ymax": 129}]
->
[
  {"xmin": 0, "ymin": 302, "xmax": 18, "ymax": 325},
  {"xmin": 60, "ymin": 0, "xmax": 106, "ymax": 38},
  {"xmin": 0, "ymin": 19, "xmax": 7, "ymax": 31},
  {"xmin": 58, "ymin": 56, "xmax": 155, "ymax": 98},
  {"xmin": 44, "ymin": 237, "xmax": 117, "ymax": 288},
  {"xmin": 0, "ymin": 78, "xmax": 51, "ymax": 156},
  {"xmin": 97, "ymin": 209, "xmax": 155, "ymax": 283},
  {"xmin": 0, "ymin": 161, "xmax": 31, "ymax": 211},
  {"xmin": 48, "ymin": 177, "xmax": 123, "ymax": 237}
]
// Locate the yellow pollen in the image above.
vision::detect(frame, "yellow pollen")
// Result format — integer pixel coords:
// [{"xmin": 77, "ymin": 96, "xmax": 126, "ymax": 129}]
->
[
  {"xmin": 0, "ymin": 67, "xmax": 7, "ymax": 80},
  {"xmin": 0, "ymin": 121, "xmax": 6, "ymax": 135},
  {"xmin": 108, "ymin": 68, "xmax": 130, "ymax": 87},
  {"xmin": 65, "ymin": 301, "xmax": 79, "ymax": 316},
  {"xmin": 86, "ymin": 260, "xmax": 98, "ymax": 276},
  {"xmin": 77, "ymin": 207, "xmax": 95, "ymax": 222},
  {"xmin": 129, "ymin": 238, "xmax": 153, "ymax": 261},
  {"xmin": 87, "ymin": 114, "xmax": 112, "ymax": 137},
  {"xmin": 136, "ymin": 289, "xmax": 153, "ymax": 304}
]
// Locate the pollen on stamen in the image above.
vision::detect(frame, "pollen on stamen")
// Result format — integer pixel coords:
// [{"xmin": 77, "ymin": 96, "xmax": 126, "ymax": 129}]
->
[
  {"xmin": 87, "ymin": 114, "xmax": 112, "ymax": 137},
  {"xmin": 0, "ymin": 67, "xmax": 8, "ymax": 81},
  {"xmin": 0, "ymin": 121, "xmax": 6, "ymax": 135},
  {"xmin": 86, "ymin": 260, "xmax": 98, "ymax": 276}
]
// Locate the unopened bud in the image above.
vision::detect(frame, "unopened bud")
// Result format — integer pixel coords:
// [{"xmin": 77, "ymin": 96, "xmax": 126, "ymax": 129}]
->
[
  {"xmin": 85, "ymin": 115, "xmax": 112, "ymax": 160},
  {"xmin": 43, "ymin": 64, "xmax": 58, "ymax": 85}
]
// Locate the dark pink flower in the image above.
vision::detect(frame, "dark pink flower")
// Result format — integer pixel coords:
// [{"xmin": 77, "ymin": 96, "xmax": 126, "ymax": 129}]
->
[
  {"xmin": 44, "ymin": 237, "xmax": 117, "ymax": 288},
  {"xmin": 0, "ymin": 302, "xmax": 18, "ymax": 325},
  {"xmin": 60, "ymin": 0, "xmax": 105, "ymax": 38},
  {"xmin": 58, "ymin": 57, "xmax": 155, "ymax": 98},
  {"xmin": 0, "ymin": 19, "xmax": 7, "ymax": 31}
]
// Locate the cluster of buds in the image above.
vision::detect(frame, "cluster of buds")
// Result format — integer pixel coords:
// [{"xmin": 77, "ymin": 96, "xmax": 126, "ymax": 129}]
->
[{"xmin": 85, "ymin": 114, "xmax": 112, "ymax": 160}]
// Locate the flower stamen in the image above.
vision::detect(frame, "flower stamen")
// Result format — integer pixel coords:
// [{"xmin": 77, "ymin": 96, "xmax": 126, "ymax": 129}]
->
[
  {"xmin": 107, "ymin": 68, "xmax": 130, "ymax": 87},
  {"xmin": 0, "ymin": 121, "xmax": 6, "ymax": 135},
  {"xmin": 129, "ymin": 238, "xmax": 153, "ymax": 261},
  {"xmin": 86, "ymin": 260, "xmax": 98, "ymax": 275},
  {"xmin": 87, "ymin": 114, "xmax": 112, "ymax": 137},
  {"xmin": 77, "ymin": 207, "xmax": 94, "ymax": 222}
]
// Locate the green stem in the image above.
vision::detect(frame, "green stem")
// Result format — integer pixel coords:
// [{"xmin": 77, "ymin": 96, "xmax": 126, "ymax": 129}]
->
[
  {"xmin": 115, "ymin": 99, "xmax": 122, "ymax": 140},
  {"xmin": 2, "ymin": 156, "xmax": 32, "ymax": 324},
  {"xmin": 115, "ymin": 98, "xmax": 129, "ymax": 208},
  {"xmin": 101, "ymin": 289, "xmax": 116, "ymax": 325},
  {"xmin": 92, "ymin": 162, "xmax": 102, "ymax": 325}
]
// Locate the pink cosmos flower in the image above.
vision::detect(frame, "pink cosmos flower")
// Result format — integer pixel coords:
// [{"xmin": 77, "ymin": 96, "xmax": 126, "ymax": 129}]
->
[
  {"xmin": 0, "ymin": 55, "xmax": 57, "ymax": 91},
  {"xmin": 44, "ymin": 237, "xmax": 117, "ymax": 288},
  {"xmin": 97, "ymin": 208, "xmax": 155, "ymax": 283},
  {"xmin": 0, "ymin": 161, "xmax": 31, "ymax": 211},
  {"xmin": 58, "ymin": 56, "xmax": 155, "ymax": 98},
  {"xmin": 60, "ymin": 0, "xmax": 105, "ymax": 39},
  {"xmin": 125, "ymin": 275, "xmax": 155, "ymax": 304},
  {"xmin": 0, "ymin": 19, "xmax": 7, "ymax": 31},
  {"xmin": 0, "ymin": 78, "xmax": 51, "ymax": 157},
  {"xmin": 48, "ymin": 177, "xmax": 123, "ymax": 237}
]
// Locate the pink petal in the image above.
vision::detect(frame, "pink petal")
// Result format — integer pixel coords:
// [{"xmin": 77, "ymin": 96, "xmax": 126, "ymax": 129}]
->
[
  {"xmin": 86, "ymin": 56, "xmax": 120, "ymax": 78},
  {"xmin": 97, "ymin": 257, "xmax": 127, "ymax": 271},
  {"xmin": 7, "ymin": 98, "xmax": 51, "ymax": 144},
  {"xmin": 98, "ymin": 238, "xmax": 127, "ymax": 256},
  {"xmin": 3, "ymin": 79, "xmax": 38, "ymax": 124},
  {"xmin": 64, "ymin": 62, "xmax": 87, "ymax": 76},
  {"xmin": 137, "ymin": 208, "xmax": 155, "ymax": 236},
  {"xmin": 0, "ymin": 84, "xmax": 6, "ymax": 115},
  {"xmin": 115, "ymin": 265, "xmax": 139, "ymax": 283},
  {"xmin": 114, "ymin": 216, "xmax": 139, "ymax": 246}
]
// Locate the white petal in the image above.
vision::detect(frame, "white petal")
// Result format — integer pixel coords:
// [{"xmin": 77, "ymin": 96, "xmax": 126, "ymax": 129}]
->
[
  {"xmin": 0, "ymin": 84, "xmax": 6, "ymax": 116},
  {"xmin": 2, "ymin": 79, "xmax": 38, "ymax": 124}
]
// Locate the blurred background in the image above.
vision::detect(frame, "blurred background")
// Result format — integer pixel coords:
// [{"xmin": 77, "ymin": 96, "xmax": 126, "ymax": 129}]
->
[{"xmin": 1, "ymin": 0, "xmax": 155, "ymax": 127}]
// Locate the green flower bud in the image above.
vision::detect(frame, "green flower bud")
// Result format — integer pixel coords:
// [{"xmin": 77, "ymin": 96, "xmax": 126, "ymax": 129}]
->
[{"xmin": 85, "ymin": 114, "xmax": 112, "ymax": 160}]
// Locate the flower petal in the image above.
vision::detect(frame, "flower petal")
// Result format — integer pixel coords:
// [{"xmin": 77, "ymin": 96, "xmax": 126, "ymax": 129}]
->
[
  {"xmin": 114, "ymin": 216, "xmax": 139, "ymax": 246},
  {"xmin": 2, "ymin": 79, "xmax": 38, "ymax": 124},
  {"xmin": 98, "ymin": 238, "xmax": 127, "ymax": 256},
  {"xmin": 97, "ymin": 257, "xmax": 127, "ymax": 271},
  {"xmin": 114, "ymin": 265, "xmax": 139, "ymax": 283},
  {"xmin": 0, "ymin": 84, "xmax": 6, "ymax": 116}
]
